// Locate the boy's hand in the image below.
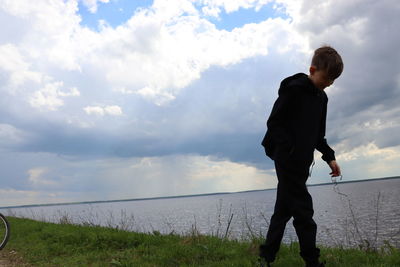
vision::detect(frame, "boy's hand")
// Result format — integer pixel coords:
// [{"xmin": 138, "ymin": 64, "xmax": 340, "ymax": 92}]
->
[{"xmin": 328, "ymin": 160, "xmax": 341, "ymax": 177}]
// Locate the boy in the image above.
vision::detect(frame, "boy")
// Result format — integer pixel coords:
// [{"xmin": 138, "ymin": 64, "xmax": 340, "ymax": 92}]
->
[{"xmin": 259, "ymin": 46, "xmax": 343, "ymax": 267}]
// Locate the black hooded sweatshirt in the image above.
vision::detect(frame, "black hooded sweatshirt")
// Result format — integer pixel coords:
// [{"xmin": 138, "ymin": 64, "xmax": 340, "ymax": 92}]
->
[{"xmin": 262, "ymin": 73, "xmax": 335, "ymax": 164}]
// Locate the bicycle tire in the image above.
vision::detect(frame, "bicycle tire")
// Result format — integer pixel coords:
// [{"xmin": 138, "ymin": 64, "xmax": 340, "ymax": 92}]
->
[{"xmin": 0, "ymin": 213, "xmax": 10, "ymax": 250}]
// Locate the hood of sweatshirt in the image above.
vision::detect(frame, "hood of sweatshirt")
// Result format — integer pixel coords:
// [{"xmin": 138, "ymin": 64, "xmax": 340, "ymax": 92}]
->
[{"xmin": 278, "ymin": 73, "xmax": 321, "ymax": 96}]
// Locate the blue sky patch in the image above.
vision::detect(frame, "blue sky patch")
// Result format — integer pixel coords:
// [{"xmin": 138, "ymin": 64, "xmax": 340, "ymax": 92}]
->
[
  {"xmin": 78, "ymin": 0, "xmax": 153, "ymax": 30},
  {"xmin": 77, "ymin": 1, "xmax": 288, "ymax": 31},
  {"xmin": 207, "ymin": 3, "xmax": 288, "ymax": 31}
]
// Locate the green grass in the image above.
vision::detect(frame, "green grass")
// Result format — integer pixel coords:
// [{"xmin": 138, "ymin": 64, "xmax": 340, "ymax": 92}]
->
[{"xmin": 3, "ymin": 217, "xmax": 400, "ymax": 266}]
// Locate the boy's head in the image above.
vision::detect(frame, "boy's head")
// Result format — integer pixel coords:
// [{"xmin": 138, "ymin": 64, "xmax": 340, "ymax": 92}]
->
[{"xmin": 309, "ymin": 46, "xmax": 343, "ymax": 90}]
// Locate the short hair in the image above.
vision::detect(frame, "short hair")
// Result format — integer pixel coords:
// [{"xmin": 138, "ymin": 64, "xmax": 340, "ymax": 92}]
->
[{"xmin": 311, "ymin": 46, "xmax": 343, "ymax": 80}]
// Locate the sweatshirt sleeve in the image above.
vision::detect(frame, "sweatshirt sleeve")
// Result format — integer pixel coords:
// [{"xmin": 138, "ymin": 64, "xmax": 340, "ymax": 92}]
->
[
  {"xmin": 266, "ymin": 87, "xmax": 295, "ymax": 149},
  {"xmin": 316, "ymin": 138, "xmax": 335, "ymax": 162},
  {"xmin": 315, "ymin": 97, "xmax": 336, "ymax": 162}
]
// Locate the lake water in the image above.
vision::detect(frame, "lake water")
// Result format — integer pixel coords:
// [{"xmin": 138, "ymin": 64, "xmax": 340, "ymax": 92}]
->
[{"xmin": 1, "ymin": 178, "xmax": 399, "ymax": 248}]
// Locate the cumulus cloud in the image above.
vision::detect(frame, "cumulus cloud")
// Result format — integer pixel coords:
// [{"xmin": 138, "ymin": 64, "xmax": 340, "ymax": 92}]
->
[
  {"xmin": 0, "ymin": 124, "xmax": 28, "ymax": 145},
  {"xmin": 83, "ymin": 106, "xmax": 104, "ymax": 116},
  {"xmin": 0, "ymin": 0, "xmax": 85, "ymax": 70},
  {"xmin": 84, "ymin": 105, "xmax": 123, "ymax": 116},
  {"xmin": 29, "ymin": 81, "xmax": 81, "ymax": 111},
  {"xmin": 199, "ymin": 0, "xmax": 273, "ymax": 17},
  {"xmin": 82, "ymin": 0, "xmax": 110, "ymax": 13},
  {"xmin": 84, "ymin": 1, "xmax": 302, "ymax": 104},
  {"xmin": 0, "ymin": 0, "xmax": 303, "ymax": 105},
  {"xmin": 0, "ymin": 44, "xmax": 42, "ymax": 90},
  {"xmin": 27, "ymin": 167, "xmax": 54, "ymax": 186}
]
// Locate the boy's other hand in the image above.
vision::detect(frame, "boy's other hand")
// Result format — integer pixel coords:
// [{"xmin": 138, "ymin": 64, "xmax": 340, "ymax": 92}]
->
[{"xmin": 328, "ymin": 160, "xmax": 341, "ymax": 177}]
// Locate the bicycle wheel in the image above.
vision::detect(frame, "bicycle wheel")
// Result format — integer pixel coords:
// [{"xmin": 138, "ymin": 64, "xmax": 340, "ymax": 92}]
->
[{"xmin": 0, "ymin": 213, "xmax": 10, "ymax": 250}]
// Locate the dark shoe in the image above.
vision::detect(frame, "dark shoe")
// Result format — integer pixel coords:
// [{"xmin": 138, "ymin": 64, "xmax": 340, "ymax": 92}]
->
[{"xmin": 259, "ymin": 244, "xmax": 275, "ymax": 263}]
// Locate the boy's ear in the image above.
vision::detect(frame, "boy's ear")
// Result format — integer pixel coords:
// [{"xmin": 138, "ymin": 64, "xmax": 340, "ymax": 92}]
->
[{"xmin": 309, "ymin": 66, "xmax": 316, "ymax": 75}]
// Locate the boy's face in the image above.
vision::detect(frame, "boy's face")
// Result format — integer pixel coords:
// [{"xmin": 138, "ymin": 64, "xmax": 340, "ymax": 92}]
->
[{"xmin": 309, "ymin": 66, "xmax": 334, "ymax": 90}]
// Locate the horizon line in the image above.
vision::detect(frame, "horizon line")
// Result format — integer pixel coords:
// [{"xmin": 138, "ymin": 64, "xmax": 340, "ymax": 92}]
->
[{"xmin": 1, "ymin": 175, "xmax": 399, "ymax": 209}]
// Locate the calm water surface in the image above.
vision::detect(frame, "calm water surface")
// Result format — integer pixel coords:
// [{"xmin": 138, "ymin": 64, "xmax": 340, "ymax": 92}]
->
[{"xmin": 2, "ymin": 178, "xmax": 399, "ymax": 248}]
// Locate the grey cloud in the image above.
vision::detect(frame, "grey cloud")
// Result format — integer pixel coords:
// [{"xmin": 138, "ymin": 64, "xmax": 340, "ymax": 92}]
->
[
  {"xmin": 296, "ymin": 0, "xmax": 400, "ymax": 152},
  {"xmin": 2, "ymin": 52, "xmax": 305, "ymax": 172}
]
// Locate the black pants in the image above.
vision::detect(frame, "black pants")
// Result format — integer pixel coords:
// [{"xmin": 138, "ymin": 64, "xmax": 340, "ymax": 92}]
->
[{"xmin": 260, "ymin": 159, "xmax": 320, "ymax": 263}]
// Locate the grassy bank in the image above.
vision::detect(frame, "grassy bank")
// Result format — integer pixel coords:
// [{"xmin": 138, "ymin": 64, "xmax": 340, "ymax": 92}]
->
[{"xmin": 2, "ymin": 217, "xmax": 400, "ymax": 266}]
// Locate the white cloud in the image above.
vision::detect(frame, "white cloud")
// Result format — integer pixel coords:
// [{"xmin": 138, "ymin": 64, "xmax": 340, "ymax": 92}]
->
[
  {"xmin": 0, "ymin": 44, "xmax": 29, "ymax": 72},
  {"xmin": 136, "ymin": 86, "xmax": 176, "ymax": 105},
  {"xmin": 338, "ymin": 143, "xmax": 398, "ymax": 162},
  {"xmin": 82, "ymin": 0, "xmax": 110, "ymax": 13},
  {"xmin": 0, "ymin": 0, "xmax": 305, "ymax": 106},
  {"xmin": 104, "ymin": 105, "xmax": 123, "ymax": 116},
  {"xmin": 87, "ymin": 8, "xmax": 303, "ymax": 103},
  {"xmin": 0, "ymin": 0, "xmax": 85, "ymax": 71},
  {"xmin": 27, "ymin": 167, "xmax": 55, "ymax": 186},
  {"xmin": 188, "ymin": 156, "xmax": 276, "ymax": 191},
  {"xmin": 112, "ymin": 87, "xmax": 135, "ymax": 94},
  {"xmin": 0, "ymin": 43, "xmax": 80, "ymax": 112},
  {"xmin": 199, "ymin": 0, "xmax": 272, "ymax": 15},
  {"xmin": 29, "ymin": 81, "xmax": 80, "ymax": 111},
  {"xmin": 201, "ymin": 5, "xmax": 221, "ymax": 17},
  {"xmin": 29, "ymin": 82, "xmax": 65, "ymax": 111},
  {"xmin": 0, "ymin": 124, "xmax": 27, "ymax": 145},
  {"xmin": 0, "ymin": 44, "xmax": 42, "ymax": 90},
  {"xmin": 58, "ymin": 87, "xmax": 80, "ymax": 97},
  {"xmin": 84, "ymin": 106, "xmax": 105, "ymax": 116},
  {"xmin": 84, "ymin": 105, "xmax": 123, "ymax": 116},
  {"xmin": 333, "ymin": 143, "xmax": 400, "ymax": 180}
]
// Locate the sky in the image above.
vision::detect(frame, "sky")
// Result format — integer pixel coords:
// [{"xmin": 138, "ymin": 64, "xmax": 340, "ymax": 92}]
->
[{"xmin": 0, "ymin": 0, "xmax": 399, "ymax": 206}]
